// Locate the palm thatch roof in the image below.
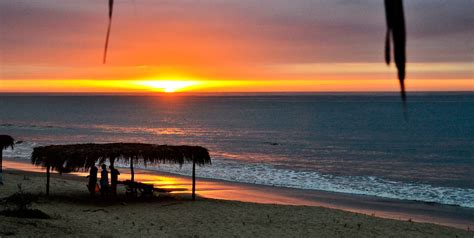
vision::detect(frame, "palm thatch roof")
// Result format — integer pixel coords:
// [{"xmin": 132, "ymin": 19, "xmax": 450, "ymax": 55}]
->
[
  {"xmin": 31, "ymin": 143, "xmax": 211, "ymax": 173},
  {"xmin": 0, "ymin": 135, "xmax": 14, "ymax": 150}
]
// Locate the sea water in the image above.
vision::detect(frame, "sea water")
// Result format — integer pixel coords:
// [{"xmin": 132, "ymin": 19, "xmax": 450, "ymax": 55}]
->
[{"xmin": 1, "ymin": 93, "xmax": 473, "ymax": 207}]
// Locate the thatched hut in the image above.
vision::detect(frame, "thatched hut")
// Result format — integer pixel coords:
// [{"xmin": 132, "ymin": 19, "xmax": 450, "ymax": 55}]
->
[
  {"xmin": 0, "ymin": 135, "xmax": 15, "ymax": 185},
  {"xmin": 31, "ymin": 143, "xmax": 211, "ymax": 199}
]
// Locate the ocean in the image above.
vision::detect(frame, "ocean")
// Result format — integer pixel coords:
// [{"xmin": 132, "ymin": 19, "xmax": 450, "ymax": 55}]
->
[{"xmin": 1, "ymin": 93, "xmax": 473, "ymax": 208}]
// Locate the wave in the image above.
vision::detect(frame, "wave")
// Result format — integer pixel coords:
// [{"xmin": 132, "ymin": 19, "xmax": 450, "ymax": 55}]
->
[
  {"xmin": 149, "ymin": 159, "xmax": 474, "ymax": 208},
  {"xmin": 0, "ymin": 123, "xmax": 62, "ymax": 130},
  {"xmin": 2, "ymin": 141, "xmax": 37, "ymax": 159},
  {"xmin": 0, "ymin": 122, "xmax": 214, "ymax": 137}
]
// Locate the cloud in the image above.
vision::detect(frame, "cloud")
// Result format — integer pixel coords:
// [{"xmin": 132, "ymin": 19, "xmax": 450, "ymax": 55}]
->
[{"xmin": 1, "ymin": 0, "xmax": 472, "ymax": 83}]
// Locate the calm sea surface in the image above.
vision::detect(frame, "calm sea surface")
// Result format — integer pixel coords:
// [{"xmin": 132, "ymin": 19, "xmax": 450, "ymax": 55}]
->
[{"xmin": 1, "ymin": 93, "xmax": 473, "ymax": 207}]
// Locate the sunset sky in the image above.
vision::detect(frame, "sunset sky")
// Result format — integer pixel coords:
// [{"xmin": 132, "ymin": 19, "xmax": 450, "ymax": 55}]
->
[{"xmin": 0, "ymin": 0, "xmax": 472, "ymax": 93}]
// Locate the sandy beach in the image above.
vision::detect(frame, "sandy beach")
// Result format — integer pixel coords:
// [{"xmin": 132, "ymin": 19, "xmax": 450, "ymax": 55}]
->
[{"xmin": 1, "ymin": 159, "xmax": 472, "ymax": 237}]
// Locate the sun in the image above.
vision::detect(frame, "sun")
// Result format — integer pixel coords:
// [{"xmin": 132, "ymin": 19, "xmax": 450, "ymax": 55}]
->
[{"xmin": 136, "ymin": 80, "xmax": 199, "ymax": 93}]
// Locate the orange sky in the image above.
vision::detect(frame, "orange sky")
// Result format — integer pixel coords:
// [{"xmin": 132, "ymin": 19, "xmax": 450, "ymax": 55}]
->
[{"xmin": 0, "ymin": 0, "xmax": 473, "ymax": 93}]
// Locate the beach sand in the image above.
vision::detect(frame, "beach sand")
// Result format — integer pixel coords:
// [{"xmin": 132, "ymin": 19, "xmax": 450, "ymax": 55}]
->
[{"xmin": 0, "ymin": 163, "xmax": 472, "ymax": 237}]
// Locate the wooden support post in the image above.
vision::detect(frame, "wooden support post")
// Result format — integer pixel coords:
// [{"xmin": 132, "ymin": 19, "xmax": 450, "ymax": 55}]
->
[
  {"xmin": 192, "ymin": 159, "xmax": 196, "ymax": 201},
  {"xmin": 130, "ymin": 158, "xmax": 135, "ymax": 182},
  {"xmin": 46, "ymin": 165, "xmax": 50, "ymax": 196},
  {"xmin": 0, "ymin": 149, "xmax": 3, "ymax": 185}
]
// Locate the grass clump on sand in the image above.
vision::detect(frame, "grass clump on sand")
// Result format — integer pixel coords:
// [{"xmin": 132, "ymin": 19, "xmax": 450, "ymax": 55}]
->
[{"xmin": 0, "ymin": 184, "xmax": 50, "ymax": 219}]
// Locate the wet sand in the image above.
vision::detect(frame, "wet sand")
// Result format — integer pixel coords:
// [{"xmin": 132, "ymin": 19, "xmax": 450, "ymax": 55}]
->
[{"xmin": 1, "ymin": 158, "xmax": 473, "ymax": 237}]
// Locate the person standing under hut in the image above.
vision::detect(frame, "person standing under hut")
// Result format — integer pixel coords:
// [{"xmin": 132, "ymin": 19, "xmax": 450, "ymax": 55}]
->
[
  {"xmin": 110, "ymin": 164, "xmax": 120, "ymax": 196},
  {"xmin": 100, "ymin": 164, "xmax": 109, "ymax": 197},
  {"xmin": 87, "ymin": 165, "xmax": 98, "ymax": 197}
]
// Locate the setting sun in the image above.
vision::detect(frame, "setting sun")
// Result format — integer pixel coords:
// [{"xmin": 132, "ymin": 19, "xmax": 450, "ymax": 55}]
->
[{"xmin": 136, "ymin": 80, "xmax": 200, "ymax": 93}]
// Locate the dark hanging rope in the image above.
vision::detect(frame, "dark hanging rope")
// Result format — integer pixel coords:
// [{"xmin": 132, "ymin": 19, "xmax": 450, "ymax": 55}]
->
[
  {"xmin": 103, "ymin": 0, "xmax": 114, "ymax": 64},
  {"xmin": 384, "ymin": 0, "xmax": 407, "ymax": 103}
]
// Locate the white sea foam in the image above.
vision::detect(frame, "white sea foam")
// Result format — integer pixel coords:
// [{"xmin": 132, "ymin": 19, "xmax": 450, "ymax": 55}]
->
[
  {"xmin": 3, "ymin": 141, "xmax": 36, "ymax": 159},
  {"xmin": 128, "ymin": 158, "xmax": 474, "ymax": 208}
]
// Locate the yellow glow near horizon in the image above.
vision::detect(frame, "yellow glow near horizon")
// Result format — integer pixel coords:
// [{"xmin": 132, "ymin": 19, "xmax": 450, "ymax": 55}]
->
[
  {"xmin": 1, "ymin": 62, "xmax": 472, "ymax": 93},
  {"xmin": 1, "ymin": 78, "xmax": 473, "ymax": 93}
]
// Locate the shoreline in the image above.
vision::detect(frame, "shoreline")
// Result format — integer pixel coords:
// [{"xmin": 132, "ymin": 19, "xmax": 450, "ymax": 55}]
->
[{"xmin": 3, "ymin": 158, "xmax": 473, "ymax": 230}]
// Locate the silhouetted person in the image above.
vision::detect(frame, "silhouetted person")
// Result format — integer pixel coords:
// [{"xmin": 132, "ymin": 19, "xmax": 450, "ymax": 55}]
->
[
  {"xmin": 87, "ymin": 165, "xmax": 98, "ymax": 197},
  {"xmin": 110, "ymin": 165, "xmax": 120, "ymax": 196},
  {"xmin": 100, "ymin": 164, "xmax": 109, "ymax": 197}
]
